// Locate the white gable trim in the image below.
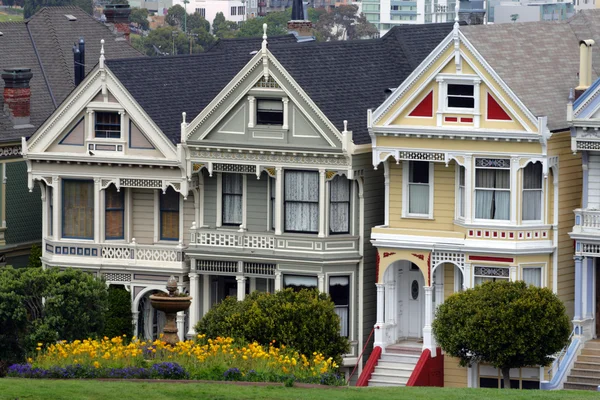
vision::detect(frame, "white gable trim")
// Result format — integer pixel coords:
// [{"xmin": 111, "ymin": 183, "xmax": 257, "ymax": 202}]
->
[
  {"xmin": 185, "ymin": 49, "xmax": 342, "ymax": 147},
  {"xmin": 372, "ymin": 30, "xmax": 539, "ymax": 134},
  {"xmin": 26, "ymin": 66, "xmax": 177, "ymax": 160}
]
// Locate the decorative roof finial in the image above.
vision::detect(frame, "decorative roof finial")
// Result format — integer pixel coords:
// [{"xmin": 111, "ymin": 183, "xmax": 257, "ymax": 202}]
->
[
  {"xmin": 261, "ymin": 23, "xmax": 268, "ymax": 52},
  {"xmin": 182, "ymin": 111, "xmax": 187, "ymax": 123},
  {"xmin": 454, "ymin": 2, "xmax": 460, "ymax": 24},
  {"xmin": 99, "ymin": 39, "xmax": 105, "ymax": 69}
]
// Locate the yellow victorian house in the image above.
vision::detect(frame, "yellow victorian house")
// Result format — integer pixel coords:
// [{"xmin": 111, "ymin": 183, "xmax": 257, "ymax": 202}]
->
[{"xmin": 367, "ymin": 10, "xmax": 600, "ymax": 389}]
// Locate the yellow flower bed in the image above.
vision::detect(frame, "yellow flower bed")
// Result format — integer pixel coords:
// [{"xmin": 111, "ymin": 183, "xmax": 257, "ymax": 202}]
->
[{"xmin": 30, "ymin": 335, "xmax": 341, "ymax": 383}]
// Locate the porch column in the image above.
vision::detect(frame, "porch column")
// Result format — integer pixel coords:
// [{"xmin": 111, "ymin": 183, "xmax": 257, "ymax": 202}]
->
[
  {"xmin": 374, "ymin": 283, "xmax": 386, "ymax": 348},
  {"xmin": 318, "ymin": 169, "xmax": 326, "ymax": 238},
  {"xmin": 434, "ymin": 266, "xmax": 444, "ymax": 308},
  {"xmin": 132, "ymin": 311, "xmax": 139, "ymax": 337},
  {"xmin": 274, "ymin": 270, "xmax": 282, "ymax": 291},
  {"xmin": 236, "ymin": 276, "xmax": 246, "ymax": 301},
  {"xmin": 574, "ymin": 256, "xmax": 583, "ymax": 322},
  {"xmin": 383, "ymin": 161, "xmax": 390, "ymax": 226},
  {"xmin": 274, "ymin": 167, "xmax": 283, "ymax": 235},
  {"xmin": 318, "ymin": 273, "xmax": 325, "ymax": 292},
  {"xmin": 187, "ymin": 269, "xmax": 199, "ymax": 339},
  {"xmin": 586, "ymin": 258, "xmax": 595, "ymax": 319},
  {"xmin": 385, "ymin": 281, "xmax": 395, "ymax": 324},
  {"xmin": 202, "ymin": 274, "xmax": 210, "ymax": 316},
  {"xmin": 176, "ymin": 311, "xmax": 185, "ymax": 342},
  {"xmin": 463, "ymin": 263, "xmax": 472, "ymax": 289},
  {"xmin": 423, "ymin": 285, "xmax": 435, "ymax": 355}
]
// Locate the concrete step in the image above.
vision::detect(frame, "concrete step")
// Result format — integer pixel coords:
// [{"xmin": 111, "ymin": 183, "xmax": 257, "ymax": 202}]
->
[
  {"xmin": 380, "ymin": 353, "xmax": 420, "ymax": 364},
  {"xmin": 581, "ymin": 348, "xmax": 600, "ymax": 357},
  {"xmin": 574, "ymin": 362, "xmax": 600, "ymax": 371},
  {"xmin": 386, "ymin": 346, "xmax": 422, "ymax": 356},
  {"xmin": 582, "ymin": 341, "xmax": 600, "ymax": 351},
  {"xmin": 368, "ymin": 380, "xmax": 406, "ymax": 387},
  {"xmin": 576, "ymin": 355, "xmax": 600, "ymax": 363},
  {"xmin": 377, "ymin": 361, "xmax": 418, "ymax": 370},
  {"xmin": 372, "ymin": 366, "xmax": 413, "ymax": 378},
  {"xmin": 567, "ymin": 375, "xmax": 600, "ymax": 385},
  {"xmin": 569, "ymin": 368, "xmax": 600, "ymax": 378},
  {"xmin": 564, "ymin": 382, "xmax": 600, "ymax": 391},
  {"xmin": 369, "ymin": 373, "xmax": 409, "ymax": 385}
]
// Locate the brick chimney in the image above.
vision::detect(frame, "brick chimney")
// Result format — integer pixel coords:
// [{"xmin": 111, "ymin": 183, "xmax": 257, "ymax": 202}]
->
[
  {"xmin": 2, "ymin": 68, "xmax": 33, "ymax": 128},
  {"xmin": 104, "ymin": 4, "xmax": 131, "ymax": 42},
  {"xmin": 575, "ymin": 39, "xmax": 595, "ymax": 100},
  {"xmin": 288, "ymin": 0, "xmax": 313, "ymax": 38}
]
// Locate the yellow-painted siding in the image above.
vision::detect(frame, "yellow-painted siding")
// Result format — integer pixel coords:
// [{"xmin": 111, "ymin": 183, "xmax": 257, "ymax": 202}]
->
[
  {"xmin": 444, "ymin": 263, "xmax": 454, "ymax": 300},
  {"xmin": 444, "ymin": 356, "xmax": 468, "ymax": 387},
  {"xmin": 548, "ymin": 131, "xmax": 582, "ymax": 318}
]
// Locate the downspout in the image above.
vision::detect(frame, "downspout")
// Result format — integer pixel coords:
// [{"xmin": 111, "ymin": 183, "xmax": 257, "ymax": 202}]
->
[
  {"xmin": 357, "ymin": 176, "xmax": 365, "ymax": 377},
  {"xmin": 553, "ymin": 164, "xmax": 559, "ymax": 294}
]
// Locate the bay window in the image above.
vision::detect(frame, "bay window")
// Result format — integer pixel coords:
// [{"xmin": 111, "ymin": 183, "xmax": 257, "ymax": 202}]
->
[
  {"xmin": 284, "ymin": 170, "xmax": 318, "ymax": 233},
  {"xmin": 160, "ymin": 187, "xmax": 179, "ymax": 241},
  {"xmin": 330, "ymin": 175, "xmax": 350, "ymax": 234},
  {"xmin": 222, "ymin": 173, "xmax": 243, "ymax": 225},
  {"xmin": 62, "ymin": 180, "xmax": 94, "ymax": 239},
  {"xmin": 522, "ymin": 267, "xmax": 542, "ymax": 287},
  {"xmin": 475, "ymin": 159, "xmax": 510, "ymax": 220},
  {"xmin": 105, "ymin": 185, "xmax": 124, "ymax": 240},
  {"xmin": 474, "ymin": 266, "xmax": 510, "ymax": 285},
  {"xmin": 329, "ymin": 276, "xmax": 350, "ymax": 337},
  {"xmin": 408, "ymin": 161, "xmax": 430, "ymax": 216},
  {"xmin": 270, "ymin": 177, "xmax": 275, "ymax": 230},
  {"xmin": 458, "ymin": 165, "xmax": 465, "ymax": 218},
  {"xmin": 49, "ymin": 187, "xmax": 53, "ymax": 236},
  {"xmin": 522, "ymin": 162, "xmax": 542, "ymax": 221},
  {"xmin": 283, "ymin": 275, "xmax": 317, "ymax": 292}
]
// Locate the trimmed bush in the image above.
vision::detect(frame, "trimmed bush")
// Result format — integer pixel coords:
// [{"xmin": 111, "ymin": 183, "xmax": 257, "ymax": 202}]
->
[
  {"xmin": 195, "ymin": 289, "xmax": 350, "ymax": 364},
  {"xmin": 104, "ymin": 285, "xmax": 133, "ymax": 339}
]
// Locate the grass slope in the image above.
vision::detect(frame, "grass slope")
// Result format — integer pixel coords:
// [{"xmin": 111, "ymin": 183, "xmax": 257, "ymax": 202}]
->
[{"xmin": 0, "ymin": 379, "xmax": 598, "ymax": 400}]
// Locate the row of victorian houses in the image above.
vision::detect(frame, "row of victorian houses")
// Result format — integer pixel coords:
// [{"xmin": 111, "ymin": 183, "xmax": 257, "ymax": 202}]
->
[{"xmin": 5, "ymin": 3, "xmax": 600, "ymax": 391}]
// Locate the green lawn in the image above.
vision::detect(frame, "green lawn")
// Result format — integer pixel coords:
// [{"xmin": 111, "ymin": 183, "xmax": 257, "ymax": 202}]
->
[
  {"xmin": 0, "ymin": 379, "xmax": 598, "ymax": 400},
  {"xmin": 0, "ymin": 13, "xmax": 23, "ymax": 22}
]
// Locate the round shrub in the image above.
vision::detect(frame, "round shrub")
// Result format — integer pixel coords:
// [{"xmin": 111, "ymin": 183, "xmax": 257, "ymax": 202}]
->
[
  {"xmin": 195, "ymin": 289, "xmax": 350, "ymax": 365},
  {"xmin": 103, "ymin": 285, "xmax": 133, "ymax": 339}
]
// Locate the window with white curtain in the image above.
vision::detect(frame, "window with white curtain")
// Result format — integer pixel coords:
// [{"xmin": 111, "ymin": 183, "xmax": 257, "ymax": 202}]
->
[
  {"xmin": 475, "ymin": 159, "xmax": 510, "ymax": 220},
  {"xmin": 408, "ymin": 161, "xmax": 430, "ymax": 215},
  {"xmin": 222, "ymin": 173, "xmax": 242, "ymax": 225},
  {"xmin": 329, "ymin": 276, "xmax": 350, "ymax": 337},
  {"xmin": 522, "ymin": 267, "xmax": 542, "ymax": 287},
  {"xmin": 458, "ymin": 166, "xmax": 465, "ymax": 218},
  {"xmin": 474, "ymin": 266, "xmax": 510, "ymax": 285},
  {"xmin": 522, "ymin": 162, "xmax": 542, "ymax": 221},
  {"xmin": 330, "ymin": 175, "xmax": 350, "ymax": 234},
  {"xmin": 284, "ymin": 275, "xmax": 317, "ymax": 292},
  {"xmin": 284, "ymin": 170, "xmax": 319, "ymax": 233}
]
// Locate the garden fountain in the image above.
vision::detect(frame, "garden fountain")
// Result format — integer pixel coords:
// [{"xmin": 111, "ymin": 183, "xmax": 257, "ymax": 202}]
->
[{"xmin": 149, "ymin": 276, "xmax": 192, "ymax": 345}]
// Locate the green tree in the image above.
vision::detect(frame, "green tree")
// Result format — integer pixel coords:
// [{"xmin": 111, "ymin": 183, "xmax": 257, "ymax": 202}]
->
[
  {"xmin": 196, "ymin": 288, "xmax": 350, "ymax": 365},
  {"xmin": 165, "ymin": 4, "xmax": 186, "ymax": 27},
  {"xmin": 307, "ymin": 7, "xmax": 326, "ymax": 24},
  {"xmin": 24, "ymin": 0, "xmax": 93, "ymax": 18},
  {"xmin": 212, "ymin": 12, "xmax": 238, "ymax": 38},
  {"xmin": 103, "ymin": 285, "xmax": 133, "ymax": 339},
  {"xmin": 135, "ymin": 26, "xmax": 203, "ymax": 55},
  {"xmin": 187, "ymin": 12, "xmax": 210, "ymax": 32},
  {"xmin": 212, "ymin": 11, "xmax": 226, "ymax": 33},
  {"xmin": 314, "ymin": 5, "xmax": 377, "ymax": 41},
  {"xmin": 130, "ymin": 7, "xmax": 149, "ymax": 30},
  {"xmin": 236, "ymin": 11, "xmax": 289, "ymax": 38},
  {"xmin": 432, "ymin": 280, "xmax": 570, "ymax": 389}
]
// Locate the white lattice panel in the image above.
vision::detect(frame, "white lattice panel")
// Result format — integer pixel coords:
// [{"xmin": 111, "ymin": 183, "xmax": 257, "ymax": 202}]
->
[
  {"xmin": 136, "ymin": 248, "xmax": 181, "ymax": 262},
  {"xmin": 243, "ymin": 235, "xmax": 275, "ymax": 249},
  {"xmin": 431, "ymin": 251, "xmax": 465, "ymax": 270},
  {"xmin": 120, "ymin": 178, "xmax": 162, "ymax": 189},
  {"xmin": 398, "ymin": 151, "xmax": 444, "ymax": 161},
  {"xmin": 196, "ymin": 232, "xmax": 275, "ymax": 250},
  {"xmin": 103, "ymin": 273, "xmax": 131, "ymax": 282},
  {"xmin": 577, "ymin": 141, "xmax": 600, "ymax": 151},
  {"xmin": 102, "ymin": 246, "xmax": 133, "ymax": 259}
]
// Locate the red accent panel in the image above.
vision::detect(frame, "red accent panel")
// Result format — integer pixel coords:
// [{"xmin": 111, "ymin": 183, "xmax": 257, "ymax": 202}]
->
[
  {"xmin": 383, "ymin": 252, "xmax": 396, "ymax": 258},
  {"xmin": 409, "ymin": 91, "xmax": 433, "ymax": 117},
  {"xmin": 461, "ymin": 117, "xmax": 473, "ymax": 123},
  {"xmin": 469, "ymin": 255, "xmax": 514, "ymax": 263},
  {"xmin": 445, "ymin": 117, "xmax": 458, "ymax": 122},
  {"xmin": 356, "ymin": 346, "xmax": 382, "ymax": 386},
  {"xmin": 407, "ymin": 348, "xmax": 444, "ymax": 387},
  {"xmin": 487, "ymin": 93, "xmax": 512, "ymax": 121}
]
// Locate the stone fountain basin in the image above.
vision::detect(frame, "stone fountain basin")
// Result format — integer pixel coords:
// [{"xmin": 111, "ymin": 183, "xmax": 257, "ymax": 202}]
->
[{"xmin": 149, "ymin": 294, "xmax": 192, "ymax": 314}]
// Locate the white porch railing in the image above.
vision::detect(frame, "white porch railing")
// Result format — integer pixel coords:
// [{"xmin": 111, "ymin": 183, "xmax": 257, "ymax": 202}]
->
[
  {"xmin": 193, "ymin": 230, "xmax": 275, "ymax": 250},
  {"xmin": 574, "ymin": 209, "xmax": 600, "ymax": 230}
]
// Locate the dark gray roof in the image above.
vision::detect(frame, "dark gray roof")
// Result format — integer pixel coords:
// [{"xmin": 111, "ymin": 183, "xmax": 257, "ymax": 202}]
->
[
  {"xmin": 461, "ymin": 10, "xmax": 600, "ymax": 132},
  {"xmin": 107, "ymin": 22, "xmax": 456, "ymax": 145},
  {"xmin": 206, "ymin": 34, "xmax": 298, "ymax": 53},
  {"xmin": 0, "ymin": 6, "xmax": 141, "ymax": 143}
]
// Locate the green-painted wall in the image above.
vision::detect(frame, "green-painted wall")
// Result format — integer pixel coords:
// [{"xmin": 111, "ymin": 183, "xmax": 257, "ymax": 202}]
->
[{"xmin": 6, "ymin": 161, "xmax": 42, "ymax": 246}]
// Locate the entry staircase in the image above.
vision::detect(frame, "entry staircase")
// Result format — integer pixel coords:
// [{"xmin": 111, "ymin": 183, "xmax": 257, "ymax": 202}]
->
[
  {"xmin": 564, "ymin": 339, "xmax": 600, "ymax": 391},
  {"xmin": 368, "ymin": 341, "xmax": 421, "ymax": 386}
]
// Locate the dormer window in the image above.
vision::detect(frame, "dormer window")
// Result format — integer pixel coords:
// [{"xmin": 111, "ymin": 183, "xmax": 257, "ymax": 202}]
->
[
  {"xmin": 447, "ymin": 84, "xmax": 474, "ymax": 109},
  {"xmin": 95, "ymin": 111, "xmax": 121, "ymax": 138},
  {"xmin": 256, "ymin": 99, "xmax": 283, "ymax": 125}
]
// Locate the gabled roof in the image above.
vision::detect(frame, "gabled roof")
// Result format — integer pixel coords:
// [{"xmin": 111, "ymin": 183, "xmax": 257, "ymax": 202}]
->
[
  {"xmin": 461, "ymin": 9, "xmax": 600, "ymax": 132},
  {"xmin": 107, "ymin": 22, "xmax": 456, "ymax": 145},
  {"xmin": 206, "ymin": 34, "xmax": 298, "ymax": 53},
  {"xmin": 0, "ymin": 6, "xmax": 141, "ymax": 142}
]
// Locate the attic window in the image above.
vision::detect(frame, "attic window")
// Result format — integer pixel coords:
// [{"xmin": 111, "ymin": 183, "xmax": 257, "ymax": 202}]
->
[
  {"xmin": 257, "ymin": 99, "xmax": 283, "ymax": 125},
  {"xmin": 447, "ymin": 84, "xmax": 475, "ymax": 109},
  {"xmin": 65, "ymin": 14, "xmax": 77, "ymax": 21},
  {"xmin": 95, "ymin": 112, "xmax": 121, "ymax": 139}
]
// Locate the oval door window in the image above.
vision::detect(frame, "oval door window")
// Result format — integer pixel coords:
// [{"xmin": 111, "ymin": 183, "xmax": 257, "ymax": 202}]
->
[{"xmin": 411, "ymin": 280, "xmax": 419, "ymax": 300}]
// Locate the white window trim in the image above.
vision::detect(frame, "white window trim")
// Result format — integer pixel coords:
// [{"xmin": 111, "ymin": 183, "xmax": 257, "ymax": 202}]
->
[
  {"xmin": 216, "ymin": 172, "xmax": 246, "ymax": 231},
  {"xmin": 455, "ymin": 164, "xmax": 466, "ymax": 221},
  {"xmin": 520, "ymin": 163, "xmax": 544, "ymax": 225},
  {"xmin": 153, "ymin": 189, "xmax": 183, "ymax": 244},
  {"xmin": 325, "ymin": 271, "xmax": 355, "ymax": 345},
  {"xmin": 402, "ymin": 160, "xmax": 434, "ymax": 219},
  {"xmin": 520, "ymin": 263, "xmax": 546, "ymax": 287},
  {"xmin": 436, "ymin": 74, "xmax": 481, "ymax": 127},
  {"xmin": 473, "ymin": 158, "xmax": 511, "ymax": 225}
]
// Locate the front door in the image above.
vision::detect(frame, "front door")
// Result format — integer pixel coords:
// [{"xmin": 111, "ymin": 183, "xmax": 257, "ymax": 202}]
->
[{"xmin": 407, "ymin": 263, "xmax": 424, "ymax": 338}]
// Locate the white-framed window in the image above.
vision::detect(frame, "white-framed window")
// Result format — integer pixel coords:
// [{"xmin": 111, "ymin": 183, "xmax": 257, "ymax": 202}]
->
[
  {"xmin": 62, "ymin": 179, "xmax": 94, "ymax": 240},
  {"xmin": 458, "ymin": 165, "xmax": 466, "ymax": 219},
  {"xmin": 95, "ymin": 111, "xmax": 121, "ymax": 138},
  {"xmin": 522, "ymin": 266, "xmax": 542, "ymax": 287},
  {"xmin": 256, "ymin": 99, "xmax": 283, "ymax": 125},
  {"xmin": 475, "ymin": 158, "xmax": 510, "ymax": 221},
  {"xmin": 522, "ymin": 162, "xmax": 543, "ymax": 222},
  {"xmin": 284, "ymin": 170, "xmax": 319, "ymax": 233},
  {"xmin": 329, "ymin": 275, "xmax": 350, "ymax": 337},
  {"xmin": 222, "ymin": 173, "xmax": 243, "ymax": 226},
  {"xmin": 404, "ymin": 161, "xmax": 433, "ymax": 217},
  {"xmin": 473, "ymin": 266, "xmax": 510, "ymax": 286},
  {"xmin": 283, "ymin": 274, "xmax": 317, "ymax": 291},
  {"xmin": 330, "ymin": 175, "xmax": 350, "ymax": 234},
  {"xmin": 269, "ymin": 176, "xmax": 276, "ymax": 230},
  {"xmin": 447, "ymin": 84, "xmax": 475, "ymax": 109}
]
